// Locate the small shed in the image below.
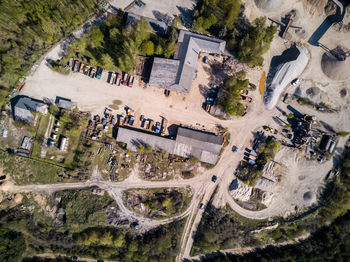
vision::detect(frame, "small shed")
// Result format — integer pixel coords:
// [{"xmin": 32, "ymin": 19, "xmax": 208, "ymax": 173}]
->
[{"xmin": 57, "ymin": 99, "xmax": 74, "ymax": 111}]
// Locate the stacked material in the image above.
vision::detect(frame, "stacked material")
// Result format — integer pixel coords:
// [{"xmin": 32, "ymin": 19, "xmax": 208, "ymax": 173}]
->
[
  {"xmin": 254, "ymin": 0, "xmax": 281, "ymax": 12},
  {"xmin": 321, "ymin": 46, "xmax": 350, "ymax": 80},
  {"xmin": 264, "ymin": 45, "xmax": 309, "ymax": 110}
]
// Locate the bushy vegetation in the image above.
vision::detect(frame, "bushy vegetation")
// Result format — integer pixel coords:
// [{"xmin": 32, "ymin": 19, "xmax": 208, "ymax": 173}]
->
[
  {"xmin": 237, "ymin": 17, "xmax": 277, "ymax": 67},
  {"xmin": 0, "ymin": 189, "xmax": 185, "ymax": 261},
  {"xmin": 237, "ymin": 139, "xmax": 281, "ymax": 186},
  {"xmin": 58, "ymin": 13, "xmax": 178, "ymax": 73},
  {"xmin": 220, "ymin": 76, "xmax": 249, "ymax": 116},
  {"xmin": 57, "ymin": 188, "xmax": 114, "ymax": 227},
  {"xmin": 319, "ymin": 147, "xmax": 350, "ymax": 221},
  {"xmin": 192, "ymin": 204, "xmax": 266, "ymax": 255},
  {"xmin": 0, "ymin": 151, "xmax": 64, "ymax": 185},
  {"xmin": 124, "ymin": 188, "xmax": 192, "ymax": 218},
  {"xmin": 0, "ymin": 224, "xmax": 25, "ymax": 262},
  {"xmin": 200, "ymin": 211, "xmax": 350, "ymax": 262},
  {"xmin": 193, "ymin": 0, "xmax": 241, "ymax": 32},
  {"xmin": 0, "ymin": 0, "xmax": 98, "ymax": 100}
]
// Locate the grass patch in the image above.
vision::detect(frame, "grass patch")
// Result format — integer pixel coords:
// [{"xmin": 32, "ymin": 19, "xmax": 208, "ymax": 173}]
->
[{"xmin": 0, "ymin": 151, "xmax": 67, "ymax": 185}]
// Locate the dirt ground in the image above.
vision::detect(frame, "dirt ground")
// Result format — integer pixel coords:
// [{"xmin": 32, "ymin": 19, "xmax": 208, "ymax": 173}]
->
[{"xmin": 110, "ymin": 0, "xmax": 195, "ymax": 28}]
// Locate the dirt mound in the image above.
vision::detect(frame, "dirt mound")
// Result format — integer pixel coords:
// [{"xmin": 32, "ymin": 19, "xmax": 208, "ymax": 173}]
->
[
  {"xmin": 321, "ymin": 46, "xmax": 350, "ymax": 80},
  {"xmin": 303, "ymin": 191, "xmax": 316, "ymax": 204},
  {"xmin": 254, "ymin": 0, "xmax": 281, "ymax": 12}
]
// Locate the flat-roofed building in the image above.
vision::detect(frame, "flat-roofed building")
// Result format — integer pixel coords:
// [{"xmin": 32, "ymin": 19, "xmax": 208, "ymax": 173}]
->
[{"xmin": 116, "ymin": 126, "xmax": 223, "ymax": 165}]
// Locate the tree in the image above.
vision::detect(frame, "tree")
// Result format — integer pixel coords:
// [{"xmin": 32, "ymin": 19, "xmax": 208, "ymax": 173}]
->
[
  {"xmin": 172, "ymin": 16, "xmax": 183, "ymax": 29},
  {"xmin": 155, "ymin": 44, "xmax": 163, "ymax": 55},
  {"xmin": 146, "ymin": 145, "xmax": 152, "ymax": 153},
  {"xmin": 238, "ymin": 17, "xmax": 277, "ymax": 67},
  {"xmin": 164, "ymin": 42, "xmax": 177, "ymax": 58},
  {"xmin": 88, "ymin": 26, "xmax": 104, "ymax": 48},
  {"xmin": 141, "ymin": 40, "xmax": 154, "ymax": 56},
  {"xmin": 0, "ymin": 225, "xmax": 25, "ymax": 262},
  {"xmin": 133, "ymin": 17, "xmax": 151, "ymax": 47},
  {"xmin": 101, "ymin": 53, "xmax": 116, "ymax": 70}
]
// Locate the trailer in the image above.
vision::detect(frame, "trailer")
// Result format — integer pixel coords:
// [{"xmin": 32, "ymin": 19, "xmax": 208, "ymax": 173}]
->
[
  {"xmin": 128, "ymin": 76, "xmax": 134, "ymax": 88},
  {"xmin": 116, "ymin": 72, "xmax": 121, "ymax": 86},
  {"xmin": 122, "ymin": 73, "xmax": 129, "ymax": 86},
  {"xmin": 110, "ymin": 73, "xmax": 116, "ymax": 85}
]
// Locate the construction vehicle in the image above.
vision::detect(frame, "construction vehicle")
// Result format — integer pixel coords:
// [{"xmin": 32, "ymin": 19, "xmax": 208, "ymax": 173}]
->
[
  {"xmin": 129, "ymin": 116, "xmax": 135, "ymax": 126},
  {"xmin": 116, "ymin": 73, "xmax": 121, "ymax": 86},
  {"xmin": 83, "ymin": 65, "xmax": 91, "ymax": 75},
  {"xmin": 79, "ymin": 63, "xmax": 85, "ymax": 73},
  {"xmin": 119, "ymin": 116, "xmax": 125, "ymax": 126},
  {"xmin": 241, "ymin": 95, "xmax": 252, "ymax": 102},
  {"xmin": 128, "ymin": 75, "xmax": 134, "ymax": 87}
]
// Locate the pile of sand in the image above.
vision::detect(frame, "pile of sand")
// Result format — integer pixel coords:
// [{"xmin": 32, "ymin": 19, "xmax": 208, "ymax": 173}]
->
[
  {"xmin": 321, "ymin": 46, "xmax": 350, "ymax": 80},
  {"xmin": 254, "ymin": 0, "xmax": 281, "ymax": 12}
]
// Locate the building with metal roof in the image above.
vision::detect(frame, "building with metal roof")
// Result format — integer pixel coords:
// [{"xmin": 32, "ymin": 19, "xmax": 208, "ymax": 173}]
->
[
  {"xmin": 57, "ymin": 99, "xmax": 75, "ymax": 111},
  {"xmin": 148, "ymin": 30, "xmax": 226, "ymax": 94},
  {"xmin": 11, "ymin": 95, "xmax": 48, "ymax": 122},
  {"xmin": 116, "ymin": 126, "xmax": 223, "ymax": 165}
]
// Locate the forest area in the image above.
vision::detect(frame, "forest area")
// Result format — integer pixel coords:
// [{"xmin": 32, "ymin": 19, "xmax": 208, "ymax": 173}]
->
[
  {"xmin": 193, "ymin": 0, "xmax": 276, "ymax": 67},
  {"xmin": 0, "ymin": 0, "xmax": 99, "ymax": 105},
  {"xmin": 0, "ymin": 188, "xmax": 185, "ymax": 262},
  {"xmin": 55, "ymin": 12, "xmax": 180, "ymax": 73}
]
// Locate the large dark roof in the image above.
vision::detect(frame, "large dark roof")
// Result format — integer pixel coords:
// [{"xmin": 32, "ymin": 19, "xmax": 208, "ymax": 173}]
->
[
  {"xmin": 11, "ymin": 95, "xmax": 47, "ymax": 122},
  {"xmin": 116, "ymin": 126, "xmax": 223, "ymax": 165}
]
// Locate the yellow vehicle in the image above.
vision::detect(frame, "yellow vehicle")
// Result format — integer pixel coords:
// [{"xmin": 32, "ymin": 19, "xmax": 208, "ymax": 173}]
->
[{"xmin": 79, "ymin": 63, "xmax": 85, "ymax": 73}]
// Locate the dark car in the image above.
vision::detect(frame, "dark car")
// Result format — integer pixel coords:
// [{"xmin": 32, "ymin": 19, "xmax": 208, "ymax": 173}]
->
[
  {"xmin": 211, "ymin": 175, "xmax": 217, "ymax": 183},
  {"xmin": 203, "ymin": 56, "xmax": 208, "ymax": 64},
  {"xmin": 200, "ymin": 203, "xmax": 205, "ymax": 210}
]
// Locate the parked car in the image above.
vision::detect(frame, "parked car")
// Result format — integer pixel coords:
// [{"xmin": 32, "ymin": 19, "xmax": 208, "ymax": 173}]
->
[
  {"xmin": 232, "ymin": 146, "xmax": 239, "ymax": 152},
  {"xmin": 89, "ymin": 67, "xmax": 96, "ymax": 78},
  {"xmin": 116, "ymin": 72, "xmax": 121, "ymax": 86},
  {"xmin": 211, "ymin": 175, "xmax": 217, "ymax": 183},
  {"xmin": 79, "ymin": 63, "xmax": 85, "ymax": 73},
  {"xmin": 291, "ymin": 78, "xmax": 300, "ymax": 86},
  {"xmin": 203, "ymin": 56, "xmax": 208, "ymax": 64},
  {"xmin": 200, "ymin": 203, "xmax": 205, "ymax": 210},
  {"xmin": 128, "ymin": 75, "xmax": 134, "ymax": 87},
  {"xmin": 140, "ymin": 115, "xmax": 145, "ymax": 122}
]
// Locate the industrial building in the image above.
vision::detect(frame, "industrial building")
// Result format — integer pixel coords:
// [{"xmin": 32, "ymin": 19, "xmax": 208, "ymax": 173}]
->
[
  {"xmin": 116, "ymin": 126, "xmax": 223, "ymax": 165},
  {"xmin": 148, "ymin": 30, "xmax": 227, "ymax": 94},
  {"xmin": 11, "ymin": 95, "xmax": 48, "ymax": 122}
]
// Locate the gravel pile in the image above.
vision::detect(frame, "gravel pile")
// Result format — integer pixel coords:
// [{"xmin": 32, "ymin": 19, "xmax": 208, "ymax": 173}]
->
[
  {"xmin": 321, "ymin": 46, "xmax": 350, "ymax": 80},
  {"xmin": 254, "ymin": 0, "xmax": 281, "ymax": 12}
]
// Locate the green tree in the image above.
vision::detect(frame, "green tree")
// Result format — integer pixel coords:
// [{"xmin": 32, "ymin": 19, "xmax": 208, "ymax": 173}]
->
[
  {"xmin": 164, "ymin": 42, "xmax": 177, "ymax": 58},
  {"xmin": 101, "ymin": 53, "xmax": 116, "ymax": 70},
  {"xmin": 238, "ymin": 17, "xmax": 277, "ymax": 67},
  {"xmin": 172, "ymin": 16, "xmax": 183, "ymax": 29},
  {"xmin": 0, "ymin": 225, "xmax": 25, "ymax": 262},
  {"xmin": 146, "ymin": 145, "xmax": 152, "ymax": 153},
  {"xmin": 88, "ymin": 26, "xmax": 104, "ymax": 48},
  {"xmin": 133, "ymin": 17, "xmax": 151, "ymax": 47},
  {"xmin": 141, "ymin": 40, "xmax": 154, "ymax": 56}
]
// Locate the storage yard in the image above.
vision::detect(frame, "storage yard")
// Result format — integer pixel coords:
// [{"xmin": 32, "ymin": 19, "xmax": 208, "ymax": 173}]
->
[{"xmin": 2, "ymin": 0, "xmax": 350, "ymax": 260}]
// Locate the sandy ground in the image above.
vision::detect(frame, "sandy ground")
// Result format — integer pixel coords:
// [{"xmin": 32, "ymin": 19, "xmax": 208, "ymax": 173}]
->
[{"xmin": 110, "ymin": 0, "xmax": 195, "ymax": 27}]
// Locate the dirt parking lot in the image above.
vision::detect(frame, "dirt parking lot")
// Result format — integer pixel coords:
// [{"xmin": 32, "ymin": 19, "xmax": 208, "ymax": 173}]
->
[{"xmin": 110, "ymin": 0, "xmax": 195, "ymax": 28}]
